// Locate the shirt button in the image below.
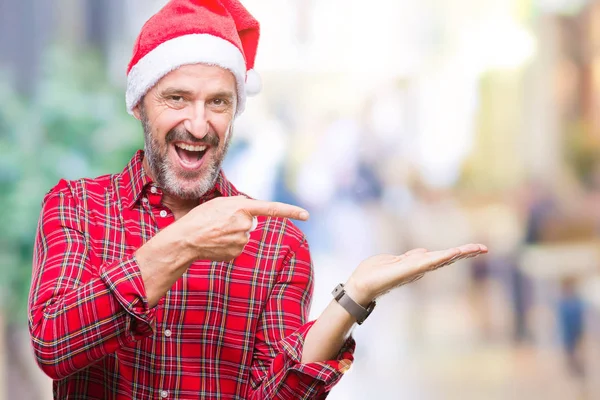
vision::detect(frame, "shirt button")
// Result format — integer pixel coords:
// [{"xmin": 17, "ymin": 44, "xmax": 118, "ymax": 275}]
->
[
  {"xmin": 150, "ymin": 186, "xmax": 158, "ymax": 194},
  {"xmin": 142, "ymin": 197, "xmax": 149, "ymax": 204},
  {"xmin": 164, "ymin": 329, "xmax": 172, "ymax": 337},
  {"xmin": 159, "ymin": 210, "xmax": 168, "ymax": 218},
  {"xmin": 160, "ymin": 390, "xmax": 169, "ymax": 398}
]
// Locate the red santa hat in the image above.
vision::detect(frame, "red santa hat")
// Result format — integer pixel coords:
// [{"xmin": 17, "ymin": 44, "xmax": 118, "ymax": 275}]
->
[{"xmin": 126, "ymin": 0, "xmax": 261, "ymax": 116}]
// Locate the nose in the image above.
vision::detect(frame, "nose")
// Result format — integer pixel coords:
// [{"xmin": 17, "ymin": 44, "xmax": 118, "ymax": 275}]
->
[{"xmin": 183, "ymin": 101, "xmax": 209, "ymax": 140}]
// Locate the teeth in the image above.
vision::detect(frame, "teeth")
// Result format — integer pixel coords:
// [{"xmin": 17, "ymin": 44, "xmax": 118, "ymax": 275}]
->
[{"xmin": 175, "ymin": 143, "xmax": 207, "ymax": 152}]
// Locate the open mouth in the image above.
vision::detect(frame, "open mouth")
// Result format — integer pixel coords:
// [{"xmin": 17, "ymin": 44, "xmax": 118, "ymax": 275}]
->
[{"xmin": 174, "ymin": 142, "xmax": 208, "ymax": 167}]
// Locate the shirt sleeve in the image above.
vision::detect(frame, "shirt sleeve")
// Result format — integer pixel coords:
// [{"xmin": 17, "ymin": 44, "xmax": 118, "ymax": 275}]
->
[
  {"xmin": 247, "ymin": 234, "xmax": 355, "ymax": 399},
  {"xmin": 28, "ymin": 180, "xmax": 156, "ymax": 380}
]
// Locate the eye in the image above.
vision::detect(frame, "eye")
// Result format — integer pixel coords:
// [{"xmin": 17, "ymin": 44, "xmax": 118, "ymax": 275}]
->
[
  {"xmin": 212, "ymin": 98, "xmax": 226, "ymax": 106},
  {"xmin": 170, "ymin": 95, "xmax": 184, "ymax": 102}
]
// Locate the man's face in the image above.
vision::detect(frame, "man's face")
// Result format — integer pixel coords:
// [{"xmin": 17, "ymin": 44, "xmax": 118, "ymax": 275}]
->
[{"xmin": 135, "ymin": 64, "xmax": 237, "ymax": 199}]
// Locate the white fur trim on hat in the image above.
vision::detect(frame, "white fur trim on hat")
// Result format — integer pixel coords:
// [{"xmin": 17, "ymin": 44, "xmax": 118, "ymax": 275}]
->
[
  {"xmin": 126, "ymin": 33, "xmax": 248, "ymax": 115},
  {"xmin": 245, "ymin": 69, "xmax": 262, "ymax": 96}
]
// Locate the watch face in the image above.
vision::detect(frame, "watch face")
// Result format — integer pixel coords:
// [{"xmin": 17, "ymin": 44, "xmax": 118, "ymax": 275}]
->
[{"xmin": 332, "ymin": 284, "xmax": 344, "ymax": 299}]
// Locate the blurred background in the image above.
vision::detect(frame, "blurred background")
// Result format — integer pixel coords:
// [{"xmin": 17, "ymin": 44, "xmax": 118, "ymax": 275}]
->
[{"xmin": 1, "ymin": 0, "xmax": 600, "ymax": 399}]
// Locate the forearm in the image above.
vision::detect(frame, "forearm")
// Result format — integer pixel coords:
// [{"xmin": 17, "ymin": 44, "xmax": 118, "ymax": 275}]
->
[
  {"xmin": 30, "ymin": 232, "xmax": 193, "ymax": 377},
  {"xmin": 301, "ymin": 300, "xmax": 356, "ymax": 363},
  {"xmin": 301, "ymin": 281, "xmax": 370, "ymax": 363},
  {"xmin": 248, "ymin": 317, "xmax": 356, "ymax": 400},
  {"xmin": 135, "ymin": 225, "xmax": 196, "ymax": 307},
  {"xmin": 248, "ymin": 238, "xmax": 357, "ymax": 398},
  {"xmin": 29, "ymin": 257, "xmax": 155, "ymax": 379}
]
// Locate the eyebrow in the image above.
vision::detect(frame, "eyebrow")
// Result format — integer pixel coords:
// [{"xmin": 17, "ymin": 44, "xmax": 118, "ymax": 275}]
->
[
  {"xmin": 158, "ymin": 88, "xmax": 236, "ymax": 102},
  {"xmin": 210, "ymin": 91, "xmax": 236, "ymax": 102},
  {"xmin": 159, "ymin": 87, "xmax": 195, "ymax": 98}
]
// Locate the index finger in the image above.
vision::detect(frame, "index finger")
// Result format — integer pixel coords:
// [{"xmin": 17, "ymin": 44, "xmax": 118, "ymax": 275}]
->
[{"xmin": 242, "ymin": 199, "xmax": 310, "ymax": 221}]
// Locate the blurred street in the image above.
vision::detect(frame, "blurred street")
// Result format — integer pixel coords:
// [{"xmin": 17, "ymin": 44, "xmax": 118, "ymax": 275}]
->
[{"xmin": 2, "ymin": 0, "xmax": 600, "ymax": 398}]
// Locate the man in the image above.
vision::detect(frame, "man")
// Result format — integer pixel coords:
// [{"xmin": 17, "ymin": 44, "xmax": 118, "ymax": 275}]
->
[{"xmin": 28, "ymin": 0, "xmax": 487, "ymax": 398}]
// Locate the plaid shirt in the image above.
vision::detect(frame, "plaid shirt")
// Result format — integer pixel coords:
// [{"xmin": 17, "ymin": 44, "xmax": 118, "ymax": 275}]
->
[{"xmin": 28, "ymin": 151, "xmax": 354, "ymax": 399}]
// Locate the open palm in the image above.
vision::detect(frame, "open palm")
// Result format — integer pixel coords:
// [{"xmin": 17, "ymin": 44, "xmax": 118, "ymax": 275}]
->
[{"xmin": 345, "ymin": 244, "xmax": 488, "ymax": 305}]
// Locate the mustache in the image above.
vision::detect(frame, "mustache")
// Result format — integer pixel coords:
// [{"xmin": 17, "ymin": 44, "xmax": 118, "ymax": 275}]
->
[{"xmin": 165, "ymin": 126, "xmax": 220, "ymax": 147}]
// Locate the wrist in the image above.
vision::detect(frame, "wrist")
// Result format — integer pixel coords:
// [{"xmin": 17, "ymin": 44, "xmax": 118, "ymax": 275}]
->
[
  {"xmin": 141, "ymin": 225, "xmax": 197, "ymax": 267},
  {"xmin": 332, "ymin": 282, "xmax": 376, "ymax": 325},
  {"xmin": 175, "ymin": 227, "xmax": 202, "ymax": 264},
  {"xmin": 343, "ymin": 279, "xmax": 375, "ymax": 307}
]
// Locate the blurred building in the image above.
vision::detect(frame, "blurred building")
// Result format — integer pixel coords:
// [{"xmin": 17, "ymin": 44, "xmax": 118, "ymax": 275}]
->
[{"xmin": 2, "ymin": 1, "xmax": 600, "ymax": 399}]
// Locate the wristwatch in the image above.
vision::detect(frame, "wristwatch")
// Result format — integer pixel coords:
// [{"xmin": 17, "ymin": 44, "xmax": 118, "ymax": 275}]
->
[{"xmin": 332, "ymin": 283, "xmax": 375, "ymax": 325}]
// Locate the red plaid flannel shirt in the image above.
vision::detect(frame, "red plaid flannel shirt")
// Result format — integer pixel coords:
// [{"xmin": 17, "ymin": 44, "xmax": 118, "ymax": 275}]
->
[{"xmin": 28, "ymin": 151, "xmax": 354, "ymax": 399}]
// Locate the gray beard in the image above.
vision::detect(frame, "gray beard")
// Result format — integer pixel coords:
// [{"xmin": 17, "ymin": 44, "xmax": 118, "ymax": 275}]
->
[{"xmin": 140, "ymin": 108, "xmax": 232, "ymax": 200}]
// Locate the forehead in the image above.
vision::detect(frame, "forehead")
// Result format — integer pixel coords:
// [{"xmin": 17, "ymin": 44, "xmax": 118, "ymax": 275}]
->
[{"xmin": 154, "ymin": 63, "xmax": 237, "ymax": 94}]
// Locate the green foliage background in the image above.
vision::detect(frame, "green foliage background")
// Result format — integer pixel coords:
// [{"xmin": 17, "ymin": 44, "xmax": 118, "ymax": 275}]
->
[{"xmin": 0, "ymin": 47, "xmax": 143, "ymax": 325}]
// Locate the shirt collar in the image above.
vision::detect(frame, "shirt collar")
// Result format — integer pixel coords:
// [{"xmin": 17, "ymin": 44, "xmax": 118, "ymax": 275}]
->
[{"xmin": 118, "ymin": 150, "xmax": 239, "ymax": 209}]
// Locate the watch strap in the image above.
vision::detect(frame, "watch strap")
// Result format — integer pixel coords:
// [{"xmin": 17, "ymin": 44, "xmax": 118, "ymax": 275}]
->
[{"xmin": 332, "ymin": 283, "xmax": 375, "ymax": 325}]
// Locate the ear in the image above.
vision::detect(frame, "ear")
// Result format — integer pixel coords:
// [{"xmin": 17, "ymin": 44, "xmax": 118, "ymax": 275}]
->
[{"xmin": 132, "ymin": 105, "xmax": 141, "ymax": 121}]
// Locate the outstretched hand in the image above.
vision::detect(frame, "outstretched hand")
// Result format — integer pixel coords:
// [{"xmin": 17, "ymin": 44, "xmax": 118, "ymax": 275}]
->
[{"xmin": 344, "ymin": 244, "xmax": 488, "ymax": 305}]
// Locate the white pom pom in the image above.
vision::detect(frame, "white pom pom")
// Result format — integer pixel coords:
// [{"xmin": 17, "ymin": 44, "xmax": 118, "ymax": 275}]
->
[{"xmin": 245, "ymin": 69, "xmax": 262, "ymax": 96}]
